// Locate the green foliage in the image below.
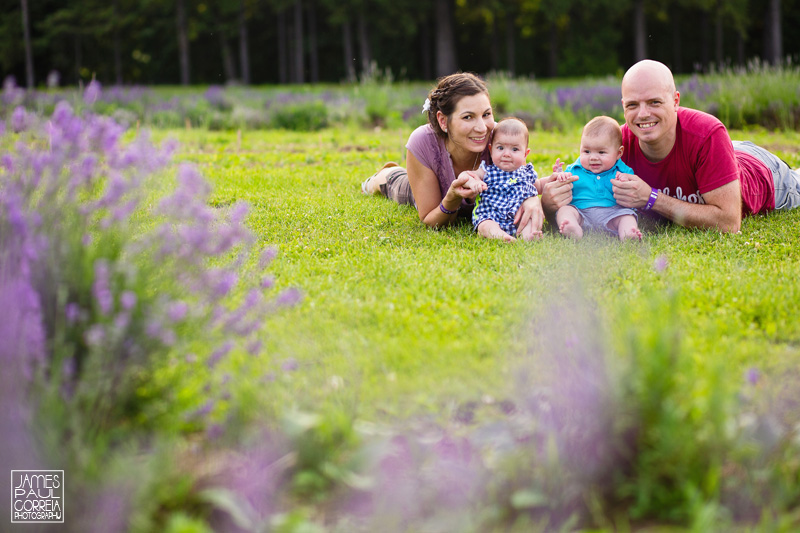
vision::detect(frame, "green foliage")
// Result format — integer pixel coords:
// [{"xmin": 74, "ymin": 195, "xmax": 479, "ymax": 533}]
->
[{"xmin": 270, "ymin": 100, "xmax": 330, "ymax": 132}]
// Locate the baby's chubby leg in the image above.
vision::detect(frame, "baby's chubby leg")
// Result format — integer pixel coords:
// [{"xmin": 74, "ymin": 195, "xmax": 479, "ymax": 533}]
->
[
  {"xmin": 608, "ymin": 214, "xmax": 642, "ymax": 241},
  {"xmin": 556, "ymin": 205, "xmax": 583, "ymax": 239}
]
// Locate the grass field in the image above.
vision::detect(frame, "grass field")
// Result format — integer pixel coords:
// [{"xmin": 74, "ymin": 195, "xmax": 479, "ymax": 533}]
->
[
  {"xmin": 6, "ymin": 115, "xmax": 800, "ymax": 530},
  {"xmin": 158, "ymin": 126, "xmax": 800, "ymax": 421}
]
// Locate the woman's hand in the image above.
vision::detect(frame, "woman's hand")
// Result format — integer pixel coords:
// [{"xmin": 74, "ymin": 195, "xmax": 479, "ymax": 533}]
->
[
  {"xmin": 514, "ymin": 195, "xmax": 544, "ymax": 240},
  {"xmin": 448, "ymin": 172, "xmax": 484, "ymax": 202}
]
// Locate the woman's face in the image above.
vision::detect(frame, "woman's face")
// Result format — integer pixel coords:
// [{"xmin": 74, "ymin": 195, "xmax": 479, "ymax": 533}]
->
[{"xmin": 438, "ymin": 93, "xmax": 494, "ymax": 153}]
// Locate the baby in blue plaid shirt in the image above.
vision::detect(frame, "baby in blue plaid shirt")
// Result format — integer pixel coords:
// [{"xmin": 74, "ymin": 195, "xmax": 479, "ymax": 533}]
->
[{"xmin": 462, "ymin": 118, "xmax": 541, "ymax": 242}]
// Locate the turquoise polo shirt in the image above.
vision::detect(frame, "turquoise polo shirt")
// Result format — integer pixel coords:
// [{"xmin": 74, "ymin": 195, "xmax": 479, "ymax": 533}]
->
[{"xmin": 566, "ymin": 158, "xmax": 634, "ymax": 210}]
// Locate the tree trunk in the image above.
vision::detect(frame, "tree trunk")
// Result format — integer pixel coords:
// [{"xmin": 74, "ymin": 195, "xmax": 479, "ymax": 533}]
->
[
  {"xmin": 308, "ymin": 0, "xmax": 319, "ymax": 83},
  {"xmin": 505, "ymin": 12, "xmax": 515, "ymax": 75},
  {"xmin": 113, "ymin": 0, "xmax": 122, "ymax": 84},
  {"xmin": 239, "ymin": 0, "xmax": 251, "ymax": 84},
  {"xmin": 764, "ymin": 0, "xmax": 782, "ymax": 64},
  {"xmin": 715, "ymin": 8, "xmax": 723, "ymax": 66},
  {"xmin": 20, "ymin": 0, "xmax": 34, "ymax": 88},
  {"xmin": 75, "ymin": 34, "xmax": 82, "ymax": 83},
  {"xmin": 434, "ymin": 0, "xmax": 457, "ymax": 76},
  {"xmin": 490, "ymin": 16, "xmax": 499, "ymax": 72},
  {"xmin": 220, "ymin": 33, "xmax": 237, "ymax": 82},
  {"xmin": 633, "ymin": 0, "xmax": 646, "ymax": 62},
  {"xmin": 548, "ymin": 24, "xmax": 558, "ymax": 78},
  {"xmin": 736, "ymin": 31, "xmax": 745, "ymax": 67},
  {"xmin": 671, "ymin": 6, "xmax": 682, "ymax": 73},
  {"xmin": 342, "ymin": 19, "xmax": 356, "ymax": 82},
  {"xmin": 700, "ymin": 10, "xmax": 710, "ymax": 72},
  {"xmin": 293, "ymin": 0, "xmax": 304, "ymax": 83},
  {"xmin": 420, "ymin": 20, "xmax": 432, "ymax": 80},
  {"xmin": 278, "ymin": 10, "xmax": 288, "ymax": 83},
  {"xmin": 357, "ymin": 11, "xmax": 372, "ymax": 77},
  {"xmin": 176, "ymin": 0, "xmax": 190, "ymax": 85}
]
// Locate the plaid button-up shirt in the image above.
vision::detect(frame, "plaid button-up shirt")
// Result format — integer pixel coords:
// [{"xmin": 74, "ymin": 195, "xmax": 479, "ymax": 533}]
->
[{"xmin": 473, "ymin": 162, "xmax": 538, "ymax": 235}]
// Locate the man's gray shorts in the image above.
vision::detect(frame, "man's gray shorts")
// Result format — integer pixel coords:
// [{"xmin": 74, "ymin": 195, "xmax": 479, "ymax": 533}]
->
[
  {"xmin": 577, "ymin": 205, "xmax": 637, "ymax": 234},
  {"xmin": 734, "ymin": 140, "xmax": 800, "ymax": 210}
]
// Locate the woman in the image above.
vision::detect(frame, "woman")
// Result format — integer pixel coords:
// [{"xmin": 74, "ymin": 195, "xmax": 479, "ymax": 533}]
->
[{"xmin": 362, "ymin": 72, "xmax": 569, "ymax": 235}]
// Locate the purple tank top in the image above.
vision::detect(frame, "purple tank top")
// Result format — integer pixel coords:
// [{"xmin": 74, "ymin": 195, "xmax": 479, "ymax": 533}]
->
[{"xmin": 405, "ymin": 124, "xmax": 491, "ymax": 206}]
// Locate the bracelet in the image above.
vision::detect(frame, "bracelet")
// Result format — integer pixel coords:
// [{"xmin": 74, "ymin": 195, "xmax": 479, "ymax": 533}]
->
[
  {"xmin": 643, "ymin": 188, "xmax": 659, "ymax": 211},
  {"xmin": 439, "ymin": 202, "xmax": 458, "ymax": 215}
]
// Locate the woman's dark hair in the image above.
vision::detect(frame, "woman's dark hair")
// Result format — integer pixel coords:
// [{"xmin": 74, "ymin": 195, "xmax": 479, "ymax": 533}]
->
[{"xmin": 424, "ymin": 72, "xmax": 489, "ymax": 139}]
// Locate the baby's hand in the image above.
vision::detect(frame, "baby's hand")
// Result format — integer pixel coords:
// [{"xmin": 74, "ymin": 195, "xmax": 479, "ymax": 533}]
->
[
  {"xmin": 553, "ymin": 171, "xmax": 574, "ymax": 183},
  {"xmin": 466, "ymin": 177, "xmax": 486, "ymax": 195},
  {"xmin": 615, "ymin": 171, "xmax": 631, "ymax": 182},
  {"xmin": 552, "ymin": 158, "xmax": 564, "ymax": 173}
]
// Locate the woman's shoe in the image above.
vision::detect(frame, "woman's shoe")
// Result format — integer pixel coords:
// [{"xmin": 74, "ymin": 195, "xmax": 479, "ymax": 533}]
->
[{"xmin": 361, "ymin": 162, "xmax": 399, "ymax": 195}]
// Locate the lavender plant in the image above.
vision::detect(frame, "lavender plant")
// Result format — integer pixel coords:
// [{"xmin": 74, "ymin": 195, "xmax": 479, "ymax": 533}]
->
[{"xmin": 0, "ymin": 83, "xmax": 299, "ymax": 460}]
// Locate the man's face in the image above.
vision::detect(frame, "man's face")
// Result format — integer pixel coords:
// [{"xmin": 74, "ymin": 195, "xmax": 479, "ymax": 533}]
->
[
  {"xmin": 621, "ymin": 72, "xmax": 680, "ymax": 150},
  {"xmin": 490, "ymin": 132, "xmax": 529, "ymax": 172}
]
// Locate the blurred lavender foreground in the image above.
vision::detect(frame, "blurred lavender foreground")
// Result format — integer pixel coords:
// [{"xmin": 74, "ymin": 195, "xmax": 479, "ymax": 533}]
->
[{"xmin": 0, "ymin": 82, "xmax": 299, "ymax": 530}]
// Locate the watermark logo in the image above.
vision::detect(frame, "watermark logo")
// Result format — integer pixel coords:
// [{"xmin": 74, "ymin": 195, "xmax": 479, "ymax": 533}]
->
[{"xmin": 10, "ymin": 470, "xmax": 64, "ymax": 523}]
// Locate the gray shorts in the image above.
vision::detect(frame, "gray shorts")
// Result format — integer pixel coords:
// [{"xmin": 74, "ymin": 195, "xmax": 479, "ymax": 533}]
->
[
  {"xmin": 733, "ymin": 140, "xmax": 800, "ymax": 210},
  {"xmin": 578, "ymin": 205, "xmax": 637, "ymax": 234},
  {"xmin": 379, "ymin": 167, "xmax": 415, "ymax": 207}
]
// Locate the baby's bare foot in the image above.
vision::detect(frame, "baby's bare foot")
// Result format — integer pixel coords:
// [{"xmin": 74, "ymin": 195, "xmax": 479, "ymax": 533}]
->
[
  {"xmin": 559, "ymin": 219, "xmax": 583, "ymax": 239},
  {"xmin": 620, "ymin": 227, "xmax": 643, "ymax": 241}
]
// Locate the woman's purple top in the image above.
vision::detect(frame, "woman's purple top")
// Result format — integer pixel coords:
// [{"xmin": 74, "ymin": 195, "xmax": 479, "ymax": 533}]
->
[{"xmin": 405, "ymin": 124, "xmax": 491, "ymax": 208}]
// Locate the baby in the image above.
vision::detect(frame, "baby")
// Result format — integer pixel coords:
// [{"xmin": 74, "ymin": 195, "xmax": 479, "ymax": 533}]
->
[
  {"xmin": 554, "ymin": 116, "xmax": 642, "ymax": 240},
  {"xmin": 465, "ymin": 117, "xmax": 540, "ymax": 242}
]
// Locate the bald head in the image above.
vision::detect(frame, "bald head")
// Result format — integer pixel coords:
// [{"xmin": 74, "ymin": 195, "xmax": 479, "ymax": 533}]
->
[
  {"xmin": 620, "ymin": 60, "xmax": 681, "ymax": 159},
  {"xmin": 622, "ymin": 60, "xmax": 676, "ymax": 95}
]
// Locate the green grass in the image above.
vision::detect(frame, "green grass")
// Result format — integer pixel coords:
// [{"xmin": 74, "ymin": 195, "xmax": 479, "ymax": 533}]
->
[{"xmin": 151, "ymin": 126, "xmax": 800, "ymax": 428}]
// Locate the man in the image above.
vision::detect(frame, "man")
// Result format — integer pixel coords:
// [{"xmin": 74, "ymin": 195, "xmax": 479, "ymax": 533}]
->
[
  {"xmin": 540, "ymin": 59, "xmax": 800, "ymax": 232},
  {"xmin": 610, "ymin": 59, "xmax": 800, "ymax": 233}
]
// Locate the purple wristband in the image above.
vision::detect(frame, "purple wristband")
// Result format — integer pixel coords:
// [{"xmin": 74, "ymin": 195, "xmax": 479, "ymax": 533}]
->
[
  {"xmin": 439, "ymin": 202, "xmax": 457, "ymax": 215},
  {"xmin": 643, "ymin": 188, "xmax": 659, "ymax": 211}
]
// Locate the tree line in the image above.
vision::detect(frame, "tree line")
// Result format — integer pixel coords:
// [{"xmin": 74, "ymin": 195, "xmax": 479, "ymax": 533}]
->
[{"xmin": 2, "ymin": 0, "xmax": 798, "ymax": 87}]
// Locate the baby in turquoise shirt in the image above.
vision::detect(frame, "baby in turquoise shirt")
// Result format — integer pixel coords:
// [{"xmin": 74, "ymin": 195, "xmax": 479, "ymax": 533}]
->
[{"xmin": 553, "ymin": 116, "xmax": 642, "ymax": 240}]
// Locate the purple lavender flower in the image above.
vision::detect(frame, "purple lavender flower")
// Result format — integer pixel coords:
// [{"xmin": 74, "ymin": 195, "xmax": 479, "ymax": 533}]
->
[
  {"xmin": 208, "ymin": 341, "xmax": 234, "ymax": 368},
  {"xmin": 84, "ymin": 324, "xmax": 105, "ymax": 347},
  {"xmin": 188, "ymin": 400, "xmax": 214, "ymax": 420},
  {"xmin": 167, "ymin": 300, "xmax": 189, "ymax": 322},
  {"xmin": 281, "ymin": 357, "xmax": 299, "ymax": 372},
  {"xmin": 653, "ymin": 255, "xmax": 669, "ymax": 272},
  {"xmin": 92, "ymin": 260, "xmax": 114, "ymax": 315},
  {"xmin": 65, "ymin": 303, "xmax": 81, "ymax": 324},
  {"xmin": 247, "ymin": 339, "xmax": 262, "ymax": 355},
  {"xmin": 258, "ymin": 247, "xmax": 278, "ymax": 269},
  {"xmin": 206, "ymin": 423, "xmax": 225, "ymax": 440},
  {"xmin": 120, "ymin": 291, "xmax": 137, "ymax": 310},
  {"xmin": 276, "ymin": 287, "xmax": 302, "ymax": 306},
  {"xmin": 84, "ymin": 80, "xmax": 102, "ymax": 105},
  {"xmin": 12, "ymin": 106, "xmax": 30, "ymax": 132},
  {"xmin": 746, "ymin": 367, "xmax": 760, "ymax": 386}
]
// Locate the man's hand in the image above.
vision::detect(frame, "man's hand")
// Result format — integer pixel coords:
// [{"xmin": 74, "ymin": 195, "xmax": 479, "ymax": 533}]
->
[
  {"xmin": 611, "ymin": 171, "xmax": 650, "ymax": 208},
  {"xmin": 538, "ymin": 173, "xmax": 577, "ymax": 217}
]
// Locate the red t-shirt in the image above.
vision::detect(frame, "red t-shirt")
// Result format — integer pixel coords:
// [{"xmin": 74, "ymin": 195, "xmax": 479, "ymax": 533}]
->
[{"xmin": 621, "ymin": 107, "xmax": 774, "ymax": 215}]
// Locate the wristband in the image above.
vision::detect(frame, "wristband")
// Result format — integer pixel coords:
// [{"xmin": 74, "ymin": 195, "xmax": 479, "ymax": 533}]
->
[
  {"xmin": 643, "ymin": 188, "xmax": 659, "ymax": 211},
  {"xmin": 439, "ymin": 202, "xmax": 457, "ymax": 215}
]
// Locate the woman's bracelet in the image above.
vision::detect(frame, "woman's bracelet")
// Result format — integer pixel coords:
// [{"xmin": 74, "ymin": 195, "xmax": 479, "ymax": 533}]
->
[
  {"xmin": 439, "ymin": 202, "xmax": 458, "ymax": 215},
  {"xmin": 643, "ymin": 188, "xmax": 659, "ymax": 211}
]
